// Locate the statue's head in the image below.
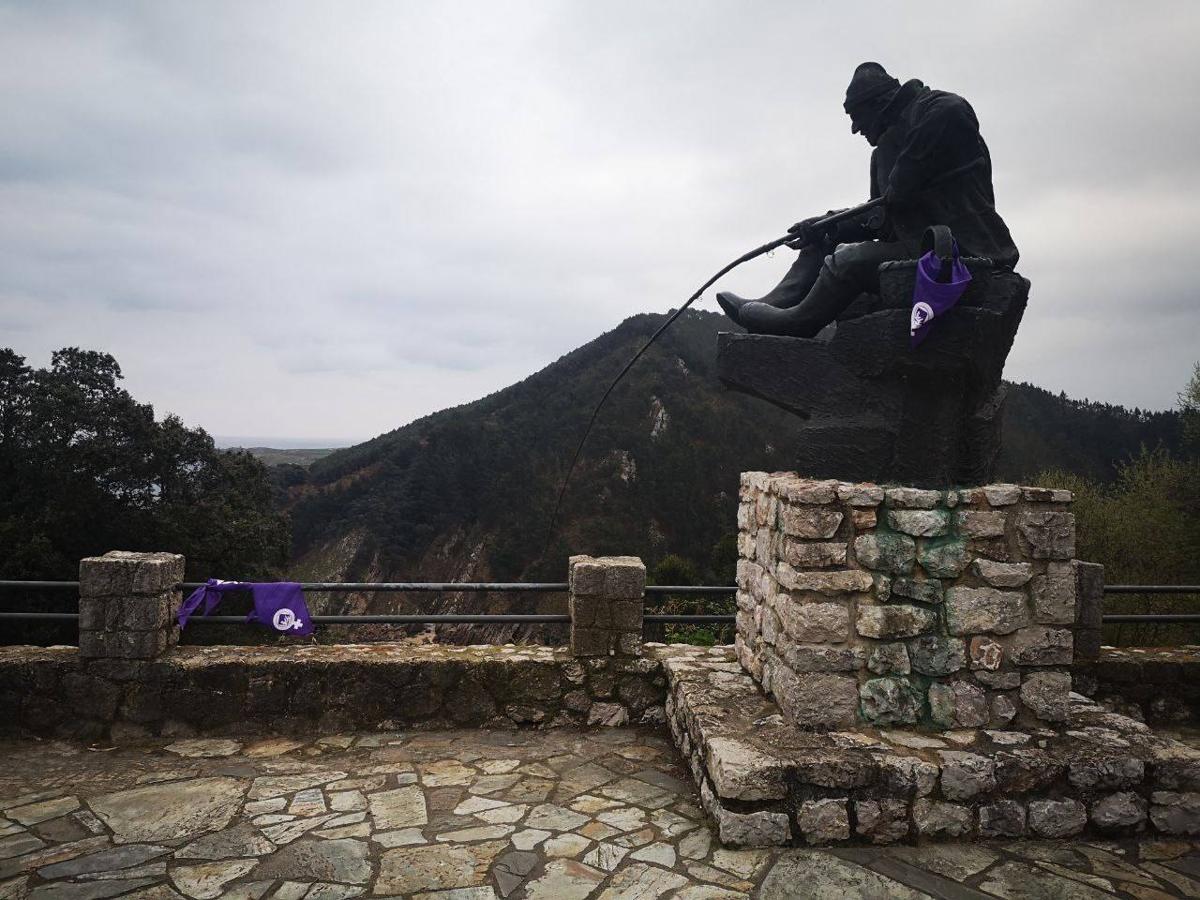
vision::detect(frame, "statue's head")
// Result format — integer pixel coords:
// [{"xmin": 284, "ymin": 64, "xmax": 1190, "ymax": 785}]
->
[{"xmin": 844, "ymin": 62, "xmax": 901, "ymax": 147}]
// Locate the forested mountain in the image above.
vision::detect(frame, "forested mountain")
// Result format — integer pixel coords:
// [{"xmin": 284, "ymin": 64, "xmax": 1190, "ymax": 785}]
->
[
  {"xmin": 997, "ymin": 383, "xmax": 1181, "ymax": 483},
  {"xmin": 282, "ymin": 311, "xmax": 1185, "ymax": 608}
]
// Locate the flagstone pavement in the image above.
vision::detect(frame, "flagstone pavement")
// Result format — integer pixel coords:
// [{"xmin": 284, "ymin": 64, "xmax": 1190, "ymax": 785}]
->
[{"xmin": 2, "ymin": 727, "xmax": 1200, "ymax": 899}]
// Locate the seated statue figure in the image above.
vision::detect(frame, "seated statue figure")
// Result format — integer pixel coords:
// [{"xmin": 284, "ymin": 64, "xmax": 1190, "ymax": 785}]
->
[{"xmin": 717, "ymin": 62, "xmax": 1019, "ymax": 337}]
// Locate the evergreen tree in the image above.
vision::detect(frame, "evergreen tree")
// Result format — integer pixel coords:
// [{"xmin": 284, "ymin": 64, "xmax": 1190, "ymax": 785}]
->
[{"xmin": 0, "ymin": 348, "xmax": 290, "ymax": 583}]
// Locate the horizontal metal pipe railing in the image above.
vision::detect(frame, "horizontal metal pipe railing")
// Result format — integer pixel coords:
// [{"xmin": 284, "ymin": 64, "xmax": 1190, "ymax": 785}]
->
[
  {"xmin": 191, "ymin": 614, "xmax": 570, "ymax": 624},
  {"xmin": 0, "ymin": 611, "xmax": 736, "ymax": 625},
  {"xmin": 178, "ymin": 582, "xmax": 570, "ymax": 592},
  {"xmin": 0, "ymin": 581, "xmax": 82, "ymax": 589},
  {"xmin": 15, "ymin": 611, "xmax": 1200, "ymax": 625},
  {"xmin": 0, "ymin": 581, "xmax": 738, "ymax": 594},
  {"xmin": 645, "ymin": 586, "xmax": 736, "ymax": 595},
  {"xmin": 5, "ymin": 581, "xmax": 1200, "ymax": 594},
  {"xmin": 1102, "ymin": 585, "xmax": 1200, "ymax": 594},
  {"xmin": 4, "ymin": 580, "xmax": 1200, "ymax": 628}
]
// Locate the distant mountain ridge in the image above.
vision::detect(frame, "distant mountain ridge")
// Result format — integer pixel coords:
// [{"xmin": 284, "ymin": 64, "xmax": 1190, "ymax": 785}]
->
[
  {"xmin": 241, "ymin": 447, "xmax": 337, "ymax": 468},
  {"xmin": 281, "ymin": 311, "xmax": 1183, "ymax": 606}
]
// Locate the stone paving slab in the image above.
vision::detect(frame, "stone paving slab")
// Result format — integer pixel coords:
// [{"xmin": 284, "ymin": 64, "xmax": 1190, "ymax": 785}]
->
[
  {"xmin": 2, "ymin": 728, "xmax": 1200, "ymax": 898},
  {"xmin": 665, "ymin": 646, "xmax": 1200, "ymax": 847}
]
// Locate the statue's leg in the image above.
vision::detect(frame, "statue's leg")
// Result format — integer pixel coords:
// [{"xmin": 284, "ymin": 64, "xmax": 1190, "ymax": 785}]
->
[
  {"xmin": 715, "ymin": 244, "xmax": 824, "ymax": 325},
  {"xmin": 738, "ymin": 240, "xmax": 916, "ymax": 337},
  {"xmin": 825, "ymin": 238, "xmax": 917, "ymax": 295}
]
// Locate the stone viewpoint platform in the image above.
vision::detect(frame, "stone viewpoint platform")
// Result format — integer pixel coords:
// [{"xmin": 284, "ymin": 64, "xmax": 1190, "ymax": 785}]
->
[
  {"xmin": 4, "ymin": 728, "xmax": 1200, "ymax": 900},
  {"xmin": 5, "ymin": 536, "xmax": 1200, "ymax": 865}
]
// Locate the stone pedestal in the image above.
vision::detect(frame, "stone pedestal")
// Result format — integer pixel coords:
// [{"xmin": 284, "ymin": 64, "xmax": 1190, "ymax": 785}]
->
[
  {"xmin": 568, "ymin": 555, "xmax": 644, "ymax": 657},
  {"xmin": 78, "ymin": 551, "xmax": 184, "ymax": 659},
  {"xmin": 735, "ymin": 474, "xmax": 1077, "ymax": 731}
]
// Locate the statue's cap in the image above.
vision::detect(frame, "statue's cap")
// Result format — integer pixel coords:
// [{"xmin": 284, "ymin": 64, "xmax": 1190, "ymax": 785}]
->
[{"xmin": 844, "ymin": 62, "xmax": 901, "ymax": 113}]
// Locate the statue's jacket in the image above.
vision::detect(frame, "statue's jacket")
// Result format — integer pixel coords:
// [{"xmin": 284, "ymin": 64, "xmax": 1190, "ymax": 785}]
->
[{"xmin": 846, "ymin": 79, "xmax": 1020, "ymax": 270}]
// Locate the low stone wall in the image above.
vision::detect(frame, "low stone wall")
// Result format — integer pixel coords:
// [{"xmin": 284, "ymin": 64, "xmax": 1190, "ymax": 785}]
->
[
  {"xmin": 1078, "ymin": 646, "xmax": 1200, "ymax": 725},
  {"xmin": 736, "ymin": 474, "xmax": 1078, "ymax": 731},
  {"xmin": 0, "ymin": 643, "xmax": 674, "ymax": 741}
]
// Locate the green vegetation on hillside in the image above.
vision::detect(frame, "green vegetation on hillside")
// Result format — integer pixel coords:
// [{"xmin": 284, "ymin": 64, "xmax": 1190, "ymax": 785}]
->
[
  {"xmin": 999, "ymin": 382, "xmax": 1182, "ymax": 483},
  {"xmin": 1036, "ymin": 363, "xmax": 1200, "ymax": 645},
  {"xmin": 288, "ymin": 312, "xmax": 807, "ymax": 589},
  {"xmin": 283, "ymin": 311, "xmax": 1190, "ymax": 637},
  {"xmin": 4, "ymin": 325, "xmax": 1193, "ymax": 649}
]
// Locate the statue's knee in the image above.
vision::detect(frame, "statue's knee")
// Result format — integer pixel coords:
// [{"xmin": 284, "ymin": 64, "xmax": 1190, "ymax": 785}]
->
[
  {"xmin": 827, "ymin": 245, "xmax": 876, "ymax": 290},
  {"xmin": 822, "ymin": 254, "xmax": 855, "ymax": 286}
]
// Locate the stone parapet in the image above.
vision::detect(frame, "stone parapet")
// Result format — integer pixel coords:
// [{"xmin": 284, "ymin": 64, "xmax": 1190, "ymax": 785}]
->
[
  {"xmin": 569, "ymin": 555, "xmax": 645, "ymax": 657},
  {"xmin": 78, "ymin": 551, "xmax": 184, "ymax": 659},
  {"xmin": 736, "ymin": 474, "xmax": 1078, "ymax": 731},
  {"xmin": 0, "ymin": 642, "xmax": 686, "ymax": 741},
  {"xmin": 1077, "ymin": 645, "xmax": 1200, "ymax": 725},
  {"xmin": 664, "ymin": 646, "xmax": 1200, "ymax": 847}
]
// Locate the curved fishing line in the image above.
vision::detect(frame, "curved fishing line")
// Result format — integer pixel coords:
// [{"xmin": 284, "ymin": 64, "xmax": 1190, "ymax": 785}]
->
[
  {"xmin": 541, "ymin": 233, "xmax": 792, "ymax": 556},
  {"xmin": 542, "ymin": 198, "xmax": 885, "ymax": 560}
]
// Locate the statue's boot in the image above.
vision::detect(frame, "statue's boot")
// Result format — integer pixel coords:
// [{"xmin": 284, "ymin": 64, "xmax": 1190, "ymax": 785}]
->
[
  {"xmin": 716, "ymin": 245, "xmax": 823, "ymax": 326},
  {"xmin": 738, "ymin": 264, "xmax": 857, "ymax": 338}
]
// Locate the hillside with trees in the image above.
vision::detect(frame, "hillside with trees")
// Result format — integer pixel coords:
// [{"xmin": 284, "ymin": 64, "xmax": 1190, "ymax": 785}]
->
[
  {"xmin": 4, "ymin": 324, "xmax": 1192, "ymax": 648},
  {"xmin": 1035, "ymin": 363, "xmax": 1200, "ymax": 645},
  {"xmin": 280, "ymin": 311, "xmax": 1191, "ymax": 640}
]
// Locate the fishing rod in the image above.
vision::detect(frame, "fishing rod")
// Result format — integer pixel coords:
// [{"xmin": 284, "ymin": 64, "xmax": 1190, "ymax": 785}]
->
[{"xmin": 543, "ymin": 197, "xmax": 886, "ymax": 556}]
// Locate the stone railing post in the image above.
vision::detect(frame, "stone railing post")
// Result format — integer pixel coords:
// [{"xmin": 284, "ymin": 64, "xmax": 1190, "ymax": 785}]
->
[
  {"xmin": 78, "ymin": 551, "xmax": 185, "ymax": 660},
  {"xmin": 1073, "ymin": 560, "xmax": 1104, "ymax": 664},
  {"xmin": 568, "ymin": 555, "xmax": 645, "ymax": 657}
]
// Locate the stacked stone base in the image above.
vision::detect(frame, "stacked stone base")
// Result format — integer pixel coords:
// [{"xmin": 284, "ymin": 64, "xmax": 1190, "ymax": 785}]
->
[
  {"xmin": 665, "ymin": 647, "xmax": 1200, "ymax": 847},
  {"xmin": 736, "ymin": 476, "xmax": 1081, "ymax": 734}
]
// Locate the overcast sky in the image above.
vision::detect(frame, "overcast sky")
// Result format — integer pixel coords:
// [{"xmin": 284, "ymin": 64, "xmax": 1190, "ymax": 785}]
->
[{"xmin": 2, "ymin": 1, "xmax": 1199, "ymax": 445}]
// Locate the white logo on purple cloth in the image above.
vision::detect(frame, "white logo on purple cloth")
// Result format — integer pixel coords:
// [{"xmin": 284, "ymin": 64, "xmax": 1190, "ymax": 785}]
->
[
  {"xmin": 911, "ymin": 301, "xmax": 934, "ymax": 335},
  {"xmin": 272, "ymin": 608, "xmax": 303, "ymax": 631}
]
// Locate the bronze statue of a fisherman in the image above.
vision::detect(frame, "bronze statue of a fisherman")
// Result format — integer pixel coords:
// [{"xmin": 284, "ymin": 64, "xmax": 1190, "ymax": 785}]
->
[{"xmin": 717, "ymin": 62, "xmax": 1019, "ymax": 336}]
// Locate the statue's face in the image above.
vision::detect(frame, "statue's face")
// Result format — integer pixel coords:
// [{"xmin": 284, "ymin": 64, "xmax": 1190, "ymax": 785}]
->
[{"xmin": 847, "ymin": 97, "xmax": 889, "ymax": 147}]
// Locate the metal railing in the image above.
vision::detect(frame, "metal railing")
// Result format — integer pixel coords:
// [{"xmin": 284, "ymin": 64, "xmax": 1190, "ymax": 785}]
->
[
  {"xmin": 0, "ymin": 580, "xmax": 738, "ymax": 626},
  {"xmin": 1100, "ymin": 585, "xmax": 1200, "ymax": 623},
  {"xmin": 3, "ymin": 580, "xmax": 1200, "ymax": 626}
]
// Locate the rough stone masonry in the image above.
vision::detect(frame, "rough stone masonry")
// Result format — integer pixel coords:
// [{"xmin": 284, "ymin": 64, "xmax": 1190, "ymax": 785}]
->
[{"xmin": 735, "ymin": 473, "xmax": 1077, "ymax": 731}]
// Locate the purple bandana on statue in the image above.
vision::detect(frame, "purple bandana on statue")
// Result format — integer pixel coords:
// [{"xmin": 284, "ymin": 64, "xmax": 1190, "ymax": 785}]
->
[
  {"xmin": 910, "ymin": 245, "xmax": 972, "ymax": 347},
  {"xmin": 178, "ymin": 579, "xmax": 314, "ymax": 636}
]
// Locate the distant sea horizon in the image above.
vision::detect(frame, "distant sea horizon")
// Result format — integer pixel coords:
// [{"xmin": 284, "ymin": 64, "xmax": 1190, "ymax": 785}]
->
[{"xmin": 213, "ymin": 435, "xmax": 365, "ymax": 450}]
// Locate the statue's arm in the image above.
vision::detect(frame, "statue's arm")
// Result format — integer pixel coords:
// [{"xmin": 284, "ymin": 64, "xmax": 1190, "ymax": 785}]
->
[{"xmin": 825, "ymin": 151, "xmax": 886, "ymax": 242}]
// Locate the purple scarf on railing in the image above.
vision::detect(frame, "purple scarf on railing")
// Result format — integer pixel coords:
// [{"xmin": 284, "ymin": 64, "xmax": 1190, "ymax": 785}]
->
[{"xmin": 178, "ymin": 579, "xmax": 314, "ymax": 636}]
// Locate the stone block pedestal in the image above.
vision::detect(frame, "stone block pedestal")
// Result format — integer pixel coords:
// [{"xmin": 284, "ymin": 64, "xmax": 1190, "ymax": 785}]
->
[
  {"xmin": 78, "ymin": 551, "xmax": 184, "ymax": 659},
  {"xmin": 568, "ymin": 555, "xmax": 644, "ymax": 657}
]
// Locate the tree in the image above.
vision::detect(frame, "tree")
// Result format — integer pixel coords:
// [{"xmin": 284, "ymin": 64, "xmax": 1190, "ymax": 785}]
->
[
  {"xmin": 0, "ymin": 348, "xmax": 290, "ymax": 585},
  {"xmin": 1035, "ymin": 361, "xmax": 1200, "ymax": 646},
  {"xmin": 1180, "ymin": 361, "xmax": 1200, "ymax": 453}
]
